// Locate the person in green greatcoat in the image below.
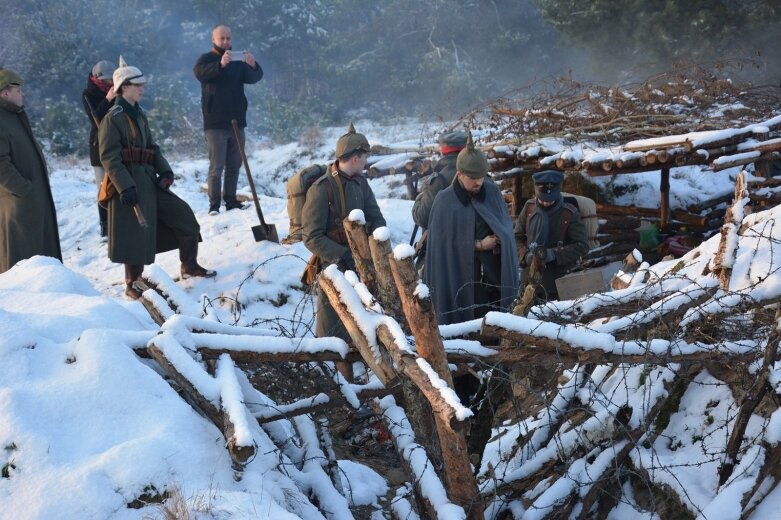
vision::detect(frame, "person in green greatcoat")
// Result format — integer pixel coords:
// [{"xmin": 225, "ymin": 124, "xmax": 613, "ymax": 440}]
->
[
  {"xmin": 99, "ymin": 59, "xmax": 215, "ymax": 299},
  {"xmin": 0, "ymin": 68, "xmax": 61, "ymax": 274}
]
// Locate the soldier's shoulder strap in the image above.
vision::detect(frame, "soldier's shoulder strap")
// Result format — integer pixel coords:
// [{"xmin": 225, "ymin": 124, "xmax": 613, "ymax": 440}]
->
[{"xmin": 105, "ymin": 104, "xmax": 123, "ymax": 118}]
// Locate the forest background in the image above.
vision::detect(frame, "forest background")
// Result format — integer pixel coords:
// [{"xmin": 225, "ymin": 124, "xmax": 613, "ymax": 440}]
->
[{"xmin": 1, "ymin": 0, "xmax": 779, "ymax": 154}]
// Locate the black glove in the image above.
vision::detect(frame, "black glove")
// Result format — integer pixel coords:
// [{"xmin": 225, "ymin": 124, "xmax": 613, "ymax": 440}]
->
[
  {"xmin": 337, "ymin": 250, "xmax": 356, "ymax": 272},
  {"xmin": 159, "ymin": 172, "xmax": 174, "ymax": 189},
  {"xmin": 120, "ymin": 186, "xmax": 138, "ymax": 206}
]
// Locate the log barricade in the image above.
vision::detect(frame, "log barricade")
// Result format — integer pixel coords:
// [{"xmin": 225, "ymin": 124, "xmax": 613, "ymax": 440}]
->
[{"xmin": 132, "ymin": 166, "xmax": 781, "ymax": 518}]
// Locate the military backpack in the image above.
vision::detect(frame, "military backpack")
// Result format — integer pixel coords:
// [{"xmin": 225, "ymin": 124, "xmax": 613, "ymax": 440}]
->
[{"xmin": 285, "ymin": 164, "xmax": 327, "ymax": 243}]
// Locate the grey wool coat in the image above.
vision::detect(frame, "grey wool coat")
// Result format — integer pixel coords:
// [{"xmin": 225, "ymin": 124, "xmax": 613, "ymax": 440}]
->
[
  {"xmin": 424, "ymin": 180, "xmax": 519, "ymax": 325},
  {"xmin": 0, "ymin": 98, "xmax": 61, "ymax": 274},
  {"xmin": 98, "ymin": 99, "xmax": 199, "ymax": 265},
  {"xmin": 301, "ymin": 163, "xmax": 386, "ymax": 340}
]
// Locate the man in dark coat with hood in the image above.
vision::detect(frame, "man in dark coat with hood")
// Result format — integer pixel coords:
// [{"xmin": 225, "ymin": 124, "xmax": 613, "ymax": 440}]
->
[
  {"xmin": 424, "ymin": 132, "xmax": 519, "ymax": 325},
  {"xmin": 515, "ymin": 170, "xmax": 589, "ymax": 300},
  {"xmin": 82, "ymin": 60, "xmax": 116, "ymax": 239},
  {"xmin": 194, "ymin": 24, "xmax": 263, "ymax": 215},
  {"xmin": 0, "ymin": 68, "xmax": 61, "ymax": 274}
]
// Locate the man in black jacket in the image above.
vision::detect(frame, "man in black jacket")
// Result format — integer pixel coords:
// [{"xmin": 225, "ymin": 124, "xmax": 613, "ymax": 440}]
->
[
  {"xmin": 82, "ymin": 60, "xmax": 116, "ymax": 239},
  {"xmin": 193, "ymin": 24, "xmax": 263, "ymax": 215}
]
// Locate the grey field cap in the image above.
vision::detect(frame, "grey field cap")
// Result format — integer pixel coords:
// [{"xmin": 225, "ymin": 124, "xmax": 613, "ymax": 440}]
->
[
  {"xmin": 438, "ymin": 130, "xmax": 467, "ymax": 148},
  {"xmin": 456, "ymin": 131, "xmax": 489, "ymax": 179},
  {"xmin": 91, "ymin": 60, "xmax": 116, "ymax": 81}
]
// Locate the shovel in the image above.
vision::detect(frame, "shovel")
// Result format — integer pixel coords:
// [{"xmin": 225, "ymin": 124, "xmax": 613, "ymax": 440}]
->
[{"xmin": 232, "ymin": 119, "xmax": 279, "ymax": 243}]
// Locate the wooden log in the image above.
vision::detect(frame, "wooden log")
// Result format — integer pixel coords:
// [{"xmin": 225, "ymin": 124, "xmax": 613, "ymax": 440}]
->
[
  {"xmin": 711, "ymin": 172, "xmax": 747, "ymax": 290},
  {"xmin": 712, "ymin": 152, "xmax": 779, "ymax": 172},
  {"xmin": 740, "ymin": 440, "xmax": 781, "ymax": 516},
  {"xmin": 718, "ymin": 312, "xmax": 780, "ymax": 486},
  {"xmin": 687, "ymin": 192, "xmax": 734, "ymax": 213},
  {"xmin": 148, "ymin": 342, "xmax": 255, "ymax": 465},
  {"xmin": 480, "ymin": 322, "xmax": 758, "ymax": 364},
  {"xmin": 645, "ymin": 151, "xmax": 658, "ymax": 165},
  {"xmin": 318, "ymin": 276, "xmax": 396, "ymax": 384},
  {"xmin": 596, "ymin": 203, "xmax": 709, "ymax": 227},
  {"xmin": 369, "ymin": 235, "xmax": 408, "ymax": 331},
  {"xmin": 198, "ymin": 347, "xmax": 361, "ymax": 364},
  {"xmin": 343, "ymin": 218, "xmax": 378, "ymax": 294},
  {"xmin": 254, "ymin": 387, "xmax": 400, "ymax": 424},
  {"xmin": 660, "ymin": 167, "xmax": 670, "ymax": 228},
  {"xmin": 684, "ymin": 129, "xmax": 757, "ymax": 152},
  {"xmin": 389, "ymin": 253, "xmax": 454, "ymax": 386},
  {"xmin": 321, "ymin": 269, "xmax": 482, "ymax": 518},
  {"xmin": 512, "ymin": 174, "xmax": 523, "ymax": 217}
]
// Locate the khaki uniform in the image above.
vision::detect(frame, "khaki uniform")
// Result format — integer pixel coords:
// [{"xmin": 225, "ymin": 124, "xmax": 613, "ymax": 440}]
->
[
  {"xmin": 301, "ymin": 163, "xmax": 386, "ymax": 339},
  {"xmin": 98, "ymin": 101, "xmax": 200, "ymax": 265},
  {"xmin": 0, "ymin": 98, "xmax": 61, "ymax": 273}
]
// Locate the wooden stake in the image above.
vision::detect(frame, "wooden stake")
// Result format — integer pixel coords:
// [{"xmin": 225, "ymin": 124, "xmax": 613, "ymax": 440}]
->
[{"xmin": 343, "ymin": 218, "xmax": 378, "ymax": 294}]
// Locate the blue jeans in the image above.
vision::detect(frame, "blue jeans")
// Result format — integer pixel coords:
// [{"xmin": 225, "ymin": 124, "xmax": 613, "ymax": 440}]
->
[{"xmin": 204, "ymin": 127, "xmax": 244, "ymax": 210}]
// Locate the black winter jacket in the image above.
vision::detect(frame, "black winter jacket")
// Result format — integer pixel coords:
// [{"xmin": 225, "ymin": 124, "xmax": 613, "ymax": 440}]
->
[
  {"xmin": 193, "ymin": 47, "xmax": 263, "ymax": 130},
  {"xmin": 82, "ymin": 76, "xmax": 114, "ymax": 166}
]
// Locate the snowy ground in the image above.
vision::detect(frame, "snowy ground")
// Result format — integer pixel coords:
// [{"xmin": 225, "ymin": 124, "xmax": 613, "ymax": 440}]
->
[{"xmin": 0, "ymin": 119, "xmax": 755, "ymax": 519}]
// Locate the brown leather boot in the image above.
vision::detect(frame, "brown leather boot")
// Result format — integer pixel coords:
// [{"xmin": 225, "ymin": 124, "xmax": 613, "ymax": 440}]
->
[
  {"xmin": 178, "ymin": 236, "xmax": 216, "ymax": 279},
  {"xmin": 124, "ymin": 264, "xmax": 148, "ymax": 299}
]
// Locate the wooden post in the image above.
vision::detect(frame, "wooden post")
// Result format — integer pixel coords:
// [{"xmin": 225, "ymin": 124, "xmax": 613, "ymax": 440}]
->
[
  {"xmin": 368, "ymin": 234, "xmax": 409, "ymax": 331},
  {"xmin": 404, "ymin": 171, "xmax": 417, "ymax": 200},
  {"xmin": 718, "ymin": 312, "xmax": 780, "ymax": 486},
  {"xmin": 320, "ymin": 267, "xmax": 483, "ymax": 519},
  {"xmin": 318, "ymin": 276, "xmax": 396, "ymax": 385},
  {"xmin": 660, "ymin": 167, "xmax": 670, "ymax": 229},
  {"xmin": 512, "ymin": 173, "xmax": 523, "ymax": 217},
  {"xmin": 388, "ymin": 253, "xmax": 453, "ymax": 386},
  {"xmin": 148, "ymin": 342, "xmax": 255, "ymax": 465},
  {"xmin": 754, "ymin": 131, "xmax": 770, "ymax": 178},
  {"xmin": 343, "ymin": 218, "xmax": 378, "ymax": 293}
]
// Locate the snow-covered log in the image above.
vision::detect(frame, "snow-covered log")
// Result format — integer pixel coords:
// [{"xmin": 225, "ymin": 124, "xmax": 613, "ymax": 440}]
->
[{"xmin": 710, "ymin": 171, "xmax": 749, "ymax": 290}]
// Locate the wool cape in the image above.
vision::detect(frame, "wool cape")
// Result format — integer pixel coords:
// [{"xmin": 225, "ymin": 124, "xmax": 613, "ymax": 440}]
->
[
  {"xmin": 424, "ymin": 180, "xmax": 519, "ymax": 324},
  {"xmin": 98, "ymin": 98, "xmax": 200, "ymax": 265},
  {"xmin": 0, "ymin": 98, "xmax": 62, "ymax": 273}
]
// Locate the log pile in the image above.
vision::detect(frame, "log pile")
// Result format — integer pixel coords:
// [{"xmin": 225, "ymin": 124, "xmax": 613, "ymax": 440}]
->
[{"xmin": 129, "ymin": 171, "xmax": 781, "ymax": 517}]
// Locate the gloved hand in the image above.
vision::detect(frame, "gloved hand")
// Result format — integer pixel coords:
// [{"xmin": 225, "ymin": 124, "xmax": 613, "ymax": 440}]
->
[
  {"xmin": 120, "ymin": 186, "xmax": 138, "ymax": 206},
  {"xmin": 337, "ymin": 250, "xmax": 356, "ymax": 272},
  {"xmin": 523, "ymin": 251, "xmax": 535, "ymax": 267},
  {"xmin": 159, "ymin": 171, "xmax": 174, "ymax": 188},
  {"xmin": 545, "ymin": 248, "xmax": 556, "ymax": 264}
]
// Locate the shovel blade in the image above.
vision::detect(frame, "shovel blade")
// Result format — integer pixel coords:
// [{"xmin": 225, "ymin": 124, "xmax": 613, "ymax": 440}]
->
[{"xmin": 252, "ymin": 224, "xmax": 279, "ymax": 243}]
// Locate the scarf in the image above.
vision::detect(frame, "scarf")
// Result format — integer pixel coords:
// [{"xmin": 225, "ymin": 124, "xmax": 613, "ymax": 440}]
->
[
  {"xmin": 527, "ymin": 195, "xmax": 563, "ymax": 248},
  {"xmin": 89, "ymin": 76, "xmax": 112, "ymax": 94}
]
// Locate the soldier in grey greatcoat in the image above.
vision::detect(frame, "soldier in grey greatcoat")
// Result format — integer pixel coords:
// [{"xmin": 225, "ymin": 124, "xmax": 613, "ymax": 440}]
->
[
  {"xmin": 301, "ymin": 124, "xmax": 386, "ymax": 376},
  {"xmin": 0, "ymin": 68, "xmax": 61, "ymax": 274},
  {"xmin": 424, "ymin": 133, "xmax": 519, "ymax": 325},
  {"xmin": 99, "ymin": 59, "xmax": 215, "ymax": 299},
  {"xmin": 514, "ymin": 170, "xmax": 589, "ymax": 300}
]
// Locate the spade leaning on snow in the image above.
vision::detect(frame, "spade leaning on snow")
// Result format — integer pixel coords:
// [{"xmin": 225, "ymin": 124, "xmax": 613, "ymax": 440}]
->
[{"xmin": 97, "ymin": 57, "xmax": 216, "ymax": 299}]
